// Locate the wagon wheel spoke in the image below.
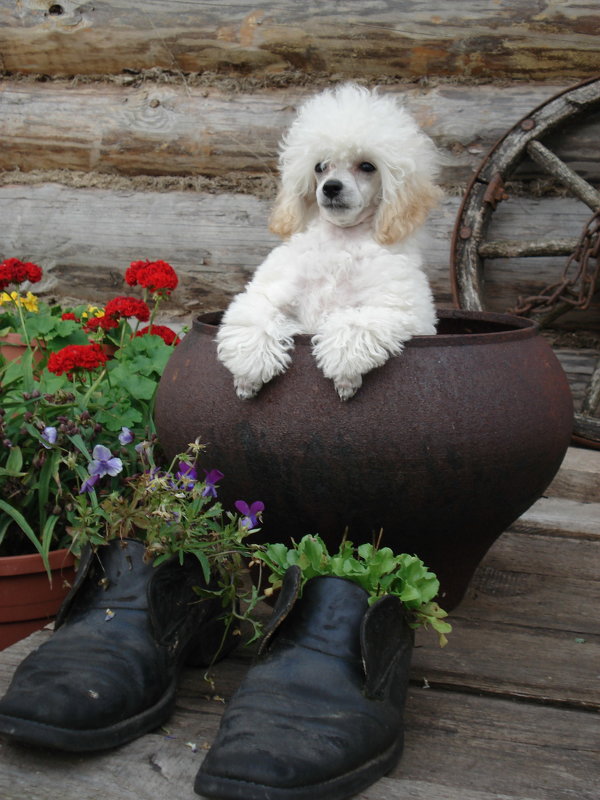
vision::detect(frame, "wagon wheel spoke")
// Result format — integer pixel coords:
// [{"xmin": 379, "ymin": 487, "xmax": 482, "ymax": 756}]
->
[
  {"xmin": 526, "ymin": 140, "xmax": 600, "ymax": 212},
  {"xmin": 478, "ymin": 238, "xmax": 578, "ymax": 259}
]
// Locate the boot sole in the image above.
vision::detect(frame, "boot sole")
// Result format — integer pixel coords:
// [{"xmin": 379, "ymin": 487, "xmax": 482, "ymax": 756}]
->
[
  {"xmin": 194, "ymin": 735, "xmax": 404, "ymax": 800},
  {"xmin": 0, "ymin": 677, "xmax": 178, "ymax": 753}
]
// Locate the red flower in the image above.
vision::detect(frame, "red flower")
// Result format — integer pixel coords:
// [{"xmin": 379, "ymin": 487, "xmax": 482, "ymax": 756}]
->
[
  {"xmin": 104, "ymin": 296, "xmax": 150, "ymax": 322},
  {"xmin": 0, "ymin": 258, "xmax": 43, "ymax": 290},
  {"xmin": 125, "ymin": 260, "xmax": 178, "ymax": 296},
  {"xmin": 47, "ymin": 344, "xmax": 108, "ymax": 377},
  {"xmin": 61, "ymin": 312, "xmax": 80, "ymax": 322},
  {"xmin": 136, "ymin": 325, "xmax": 181, "ymax": 346},
  {"xmin": 84, "ymin": 315, "xmax": 119, "ymax": 332}
]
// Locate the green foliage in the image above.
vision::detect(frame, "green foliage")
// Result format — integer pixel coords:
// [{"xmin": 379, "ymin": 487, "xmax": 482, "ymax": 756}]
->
[
  {"xmin": 0, "ymin": 290, "xmax": 180, "ymax": 567},
  {"xmin": 0, "ymin": 303, "xmax": 89, "ymax": 352},
  {"xmin": 0, "ymin": 335, "xmax": 176, "ymax": 562},
  {"xmin": 256, "ymin": 534, "xmax": 452, "ymax": 646},
  {"xmin": 67, "ymin": 440, "xmax": 266, "ymax": 645}
]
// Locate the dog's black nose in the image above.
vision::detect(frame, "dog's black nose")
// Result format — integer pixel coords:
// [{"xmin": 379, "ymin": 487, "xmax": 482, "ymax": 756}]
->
[{"xmin": 322, "ymin": 179, "xmax": 343, "ymax": 198}]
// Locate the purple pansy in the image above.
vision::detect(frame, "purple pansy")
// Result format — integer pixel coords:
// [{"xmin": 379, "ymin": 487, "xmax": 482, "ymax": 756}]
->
[
  {"xmin": 175, "ymin": 461, "xmax": 198, "ymax": 490},
  {"xmin": 41, "ymin": 426, "xmax": 57, "ymax": 449},
  {"xmin": 235, "ymin": 500, "xmax": 265, "ymax": 529},
  {"xmin": 202, "ymin": 469, "xmax": 224, "ymax": 498},
  {"xmin": 135, "ymin": 440, "xmax": 151, "ymax": 460},
  {"xmin": 79, "ymin": 473, "xmax": 100, "ymax": 494},
  {"xmin": 88, "ymin": 445, "xmax": 123, "ymax": 478},
  {"xmin": 118, "ymin": 426, "xmax": 134, "ymax": 445},
  {"xmin": 79, "ymin": 445, "xmax": 122, "ymax": 494}
]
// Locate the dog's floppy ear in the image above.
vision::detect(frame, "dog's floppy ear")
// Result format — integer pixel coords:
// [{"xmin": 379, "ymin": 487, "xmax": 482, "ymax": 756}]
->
[
  {"xmin": 269, "ymin": 189, "xmax": 307, "ymax": 239},
  {"xmin": 375, "ymin": 174, "xmax": 443, "ymax": 246}
]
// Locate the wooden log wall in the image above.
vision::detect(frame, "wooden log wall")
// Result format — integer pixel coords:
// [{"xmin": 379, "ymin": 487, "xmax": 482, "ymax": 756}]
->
[{"xmin": 0, "ymin": 0, "xmax": 598, "ymax": 334}]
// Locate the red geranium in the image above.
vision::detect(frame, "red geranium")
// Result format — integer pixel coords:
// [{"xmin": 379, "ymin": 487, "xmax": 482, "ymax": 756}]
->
[
  {"xmin": 0, "ymin": 258, "xmax": 43, "ymax": 290},
  {"xmin": 104, "ymin": 296, "xmax": 150, "ymax": 322},
  {"xmin": 135, "ymin": 324, "xmax": 181, "ymax": 346},
  {"xmin": 61, "ymin": 312, "xmax": 80, "ymax": 322},
  {"xmin": 125, "ymin": 260, "xmax": 178, "ymax": 296},
  {"xmin": 84, "ymin": 315, "xmax": 119, "ymax": 332},
  {"xmin": 47, "ymin": 344, "xmax": 108, "ymax": 378}
]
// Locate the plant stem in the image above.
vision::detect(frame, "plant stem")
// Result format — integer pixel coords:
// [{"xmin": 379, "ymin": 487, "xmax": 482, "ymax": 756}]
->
[
  {"xmin": 81, "ymin": 367, "xmax": 107, "ymax": 407},
  {"xmin": 13, "ymin": 293, "xmax": 31, "ymax": 348}
]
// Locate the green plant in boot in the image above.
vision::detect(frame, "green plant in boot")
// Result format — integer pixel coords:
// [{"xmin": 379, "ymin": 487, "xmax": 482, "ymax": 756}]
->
[{"xmin": 254, "ymin": 533, "xmax": 451, "ymax": 646}]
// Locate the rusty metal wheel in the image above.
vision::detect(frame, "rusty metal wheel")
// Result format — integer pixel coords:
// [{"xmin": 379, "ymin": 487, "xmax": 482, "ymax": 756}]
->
[{"xmin": 450, "ymin": 76, "xmax": 600, "ymax": 447}]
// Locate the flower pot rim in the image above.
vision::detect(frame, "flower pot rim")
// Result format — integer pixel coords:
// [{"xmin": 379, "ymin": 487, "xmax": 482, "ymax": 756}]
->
[
  {"xmin": 193, "ymin": 309, "xmax": 538, "ymax": 348},
  {"xmin": 0, "ymin": 547, "xmax": 75, "ymax": 577},
  {"xmin": 0, "ymin": 332, "xmax": 43, "ymax": 347}
]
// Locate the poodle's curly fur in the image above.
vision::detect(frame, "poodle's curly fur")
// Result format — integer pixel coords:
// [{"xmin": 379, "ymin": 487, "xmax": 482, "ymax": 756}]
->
[{"xmin": 217, "ymin": 83, "xmax": 442, "ymax": 400}]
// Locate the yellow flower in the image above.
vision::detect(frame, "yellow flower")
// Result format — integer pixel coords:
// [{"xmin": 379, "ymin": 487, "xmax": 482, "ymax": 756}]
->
[
  {"xmin": 0, "ymin": 291, "xmax": 39, "ymax": 311},
  {"xmin": 81, "ymin": 305, "xmax": 105, "ymax": 319},
  {"xmin": 21, "ymin": 292, "xmax": 39, "ymax": 312}
]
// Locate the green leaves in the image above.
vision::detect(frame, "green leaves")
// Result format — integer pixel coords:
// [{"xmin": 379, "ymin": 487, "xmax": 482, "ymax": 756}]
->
[{"xmin": 258, "ymin": 534, "xmax": 451, "ymax": 646}]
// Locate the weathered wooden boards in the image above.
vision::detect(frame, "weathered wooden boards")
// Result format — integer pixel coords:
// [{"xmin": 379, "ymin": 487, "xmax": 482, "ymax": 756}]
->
[
  {"xmin": 0, "ymin": 184, "xmax": 594, "ymax": 312},
  {"xmin": 2, "ymin": 81, "xmax": 598, "ymax": 187},
  {"xmin": 1, "ymin": 77, "xmax": 597, "ymax": 318},
  {"xmin": 0, "ymin": 445, "xmax": 598, "ymax": 800},
  {"xmin": 547, "ymin": 446, "xmax": 600, "ymax": 501},
  {"xmin": 0, "ymin": 1, "xmax": 598, "ymax": 80},
  {"xmin": 0, "ymin": 679, "xmax": 597, "ymax": 800}
]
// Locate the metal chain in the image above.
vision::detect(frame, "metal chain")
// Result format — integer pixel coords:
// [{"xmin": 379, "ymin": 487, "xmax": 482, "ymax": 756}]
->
[{"xmin": 513, "ymin": 209, "xmax": 600, "ymax": 316}]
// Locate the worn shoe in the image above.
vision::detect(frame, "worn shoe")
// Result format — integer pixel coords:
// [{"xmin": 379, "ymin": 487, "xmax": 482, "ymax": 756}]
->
[
  {"xmin": 194, "ymin": 565, "xmax": 414, "ymax": 800},
  {"xmin": 0, "ymin": 538, "xmax": 236, "ymax": 752}
]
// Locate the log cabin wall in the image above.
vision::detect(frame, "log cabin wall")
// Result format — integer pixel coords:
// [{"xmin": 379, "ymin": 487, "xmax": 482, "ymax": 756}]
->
[{"xmin": 0, "ymin": 1, "xmax": 598, "ymax": 330}]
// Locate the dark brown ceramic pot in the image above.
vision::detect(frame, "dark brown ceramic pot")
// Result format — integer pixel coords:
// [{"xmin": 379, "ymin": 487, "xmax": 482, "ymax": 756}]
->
[{"xmin": 155, "ymin": 310, "xmax": 573, "ymax": 610}]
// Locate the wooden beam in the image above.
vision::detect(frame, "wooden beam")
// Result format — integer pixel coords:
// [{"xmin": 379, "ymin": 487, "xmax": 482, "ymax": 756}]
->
[
  {"xmin": 0, "ymin": 184, "xmax": 593, "ymax": 320},
  {"xmin": 0, "ymin": 1, "xmax": 597, "ymax": 80},
  {"xmin": 2, "ymin": 81, "xmax": 597, "ymax": 187},
  {"xmin": 0, "ymin": 184, "xmax": 458, "ymax": 312}
]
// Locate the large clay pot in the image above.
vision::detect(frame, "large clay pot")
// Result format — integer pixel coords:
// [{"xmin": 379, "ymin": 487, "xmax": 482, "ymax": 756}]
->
[
  {"xmin": 0, "ymin": 333, "xmax": 43, "ymax": 365},
  {"xmin": 0, "ymin": 548, "xmax": 76, "ymax": 650},
  {"xmin": 155, "ymin": 310, "xmax": 573, "ymax": 610}
]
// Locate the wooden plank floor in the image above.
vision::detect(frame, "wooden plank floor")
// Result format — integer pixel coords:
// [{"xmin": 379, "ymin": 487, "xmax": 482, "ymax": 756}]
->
[{"xmin": 0, "ymin": 446, "xmax": 598, "ymax": 800}]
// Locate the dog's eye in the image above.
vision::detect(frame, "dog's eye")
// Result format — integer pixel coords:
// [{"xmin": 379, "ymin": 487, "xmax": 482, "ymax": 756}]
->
[
  {"xmin": 358, "ymin": 162, "xmax": 376, "ymax": 173},
  {"xmin": 314, "ymin": 162, "xmax": 326, "ymax": 174}
]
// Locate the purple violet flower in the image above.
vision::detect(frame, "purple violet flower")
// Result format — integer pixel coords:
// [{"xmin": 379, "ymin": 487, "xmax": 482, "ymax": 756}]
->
[
  {"xmin": 175, "ymin": 461, "xmax": 198, "ymax": 490},
  {"xmin": 135, "ymin": 441, "xmax": 151, "ymax": 461},
  {"xmin": 235, "ymin": 500, "xmax": 265, "ymax": 529},
  {"xmin": 79, "ymin": 445, "xmax": 122, "ymax": 493},
  {"xmin": 118, "ymin": 426, "xmax": 134, "ymax": 445},
  {"xmin": 79, "ymin": 473, "xmax": 100, "ymax": 494},
  {"xmin": 41, "ymin": 426, "xmax": 57, "ymax": 449},
  {"xmin": 202, "ymin": 468, "xmax": 224, "ymax": 498},
  {"xmin": 88, "ymin": 444, "xmax": 123, "ymax": 479}
]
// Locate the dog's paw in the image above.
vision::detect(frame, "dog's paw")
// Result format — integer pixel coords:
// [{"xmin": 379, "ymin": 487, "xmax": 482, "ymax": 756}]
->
[
  {"xmin": 234, "ymin": 377, "xmax": 263, "ymax": 400},
  {"xmin": 334, "ymin": 376, "xmax": 362, "ymax": 401}
]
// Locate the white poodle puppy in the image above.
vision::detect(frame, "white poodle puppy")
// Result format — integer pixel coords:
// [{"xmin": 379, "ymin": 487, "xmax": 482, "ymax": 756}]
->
[{"xmin": 216, "ymin": 83, "xmax": 441, "ymax": 400}]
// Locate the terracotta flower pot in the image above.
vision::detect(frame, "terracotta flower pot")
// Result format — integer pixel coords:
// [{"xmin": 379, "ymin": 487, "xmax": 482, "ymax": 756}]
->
[
  {"xmin": 0, "ymin": 333, "xmax": 43, "ymax": 364},
  {"xmin": 155, "ymin": 310, "xmax": 573, "ymax": 610},
  {"xmin": 0, "ymin": 548, "xmax": 76, "ymax": 651}
]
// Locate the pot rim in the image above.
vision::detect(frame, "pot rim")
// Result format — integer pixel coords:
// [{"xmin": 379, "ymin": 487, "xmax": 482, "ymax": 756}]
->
[
  {"xmin": 193, "ymin": 309, "xmax": 538, "ymax": 348},
  {"xmin": 0, "ymin": 548, "xmax": 75, "ymax": 577}
]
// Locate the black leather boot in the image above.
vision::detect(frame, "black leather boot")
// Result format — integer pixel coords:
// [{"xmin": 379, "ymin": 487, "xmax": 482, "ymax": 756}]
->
[
  {"xmin": 0, "ymin": 538, "xmax": 236, "ymax": 752},
  {"xmin": 194, "ymin": 565, "xmax": 414, "ymax": 800}
]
